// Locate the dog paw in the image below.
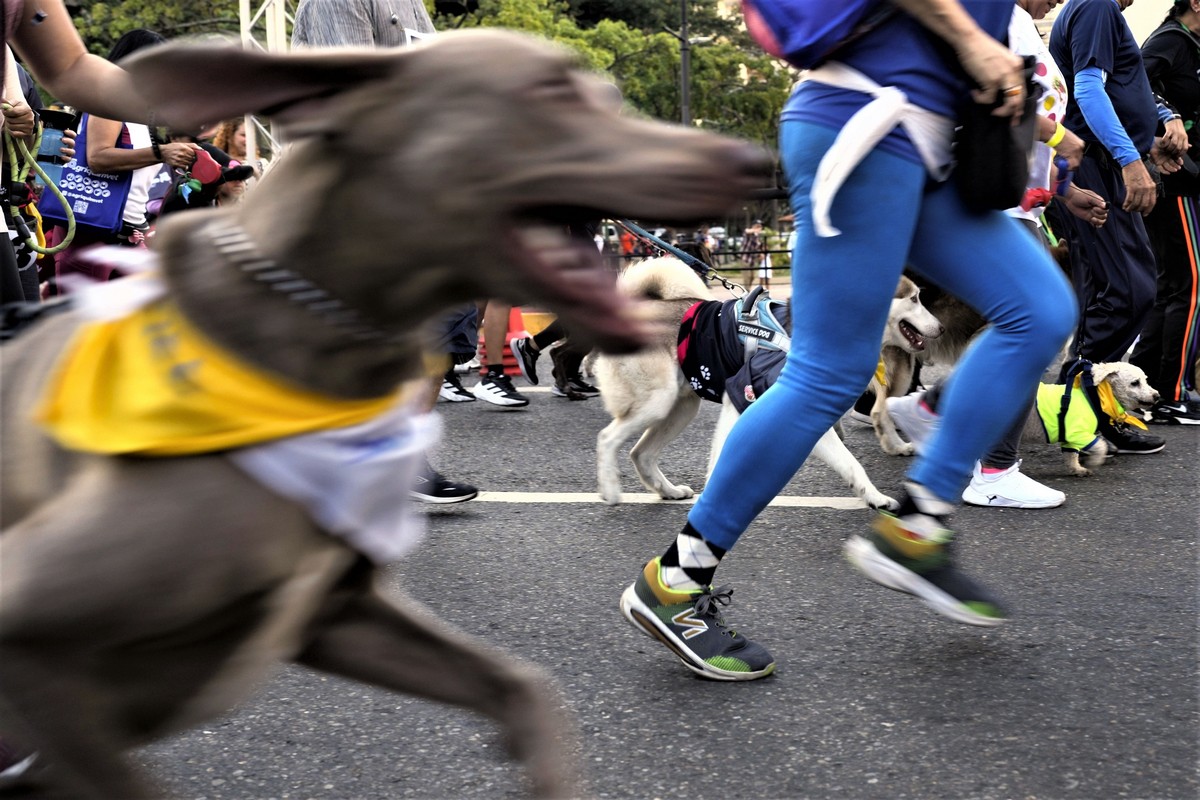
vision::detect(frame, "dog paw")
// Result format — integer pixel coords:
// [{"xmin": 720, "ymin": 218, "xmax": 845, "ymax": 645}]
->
[
  {"xmin": 659, "ymin": 484, "xmax": 694, "ymax": 500},
  {"xmin": 867, "ymin": 493, "xmax": 900, "ymax": 511},
  {"xmin": 882, "ymin": 441, "xmax": 915, "ymax": 457},
  {"xmin": 598, "ymin": 485, "xmax": 623, "ymax": 505}
]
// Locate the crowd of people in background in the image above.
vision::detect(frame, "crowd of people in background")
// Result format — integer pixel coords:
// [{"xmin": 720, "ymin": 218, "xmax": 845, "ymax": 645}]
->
[{"xmin": 0, "ymin": 0, "xmax": 1194, "ymax": 685}]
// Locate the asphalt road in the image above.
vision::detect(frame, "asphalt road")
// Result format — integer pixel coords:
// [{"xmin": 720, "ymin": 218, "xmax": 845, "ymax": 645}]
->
[{"xmin": 137, "ymin": 369, "xmax": 1199, "ymax": 800}]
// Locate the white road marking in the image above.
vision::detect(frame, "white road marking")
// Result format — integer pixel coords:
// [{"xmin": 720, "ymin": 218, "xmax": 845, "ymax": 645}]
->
[{"xmin": 469, "ymin": 492, "xmax": 866, "ymax": 509}]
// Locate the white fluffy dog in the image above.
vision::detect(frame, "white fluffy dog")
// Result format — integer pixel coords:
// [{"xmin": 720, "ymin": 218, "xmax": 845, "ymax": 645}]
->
[
  {"xmin": 594, "ymin": 256, "xmax": 944, "ymax": 509},
  {"xmin": 1030, "ymin": 361, "xmax": 1161, "ymax": 476}
]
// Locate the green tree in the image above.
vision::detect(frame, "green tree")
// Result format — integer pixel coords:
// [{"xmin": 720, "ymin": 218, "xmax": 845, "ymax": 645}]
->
[
  {"xmin": 69, "ymin": 0, "xmax": 241, "ymax": 55},
  {"xmin": 432, "ymin": 0, "xmax": 792, "ymax": 150}
]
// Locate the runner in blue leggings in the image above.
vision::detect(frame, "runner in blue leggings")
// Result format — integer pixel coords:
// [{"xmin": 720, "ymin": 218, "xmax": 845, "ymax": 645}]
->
[{"xmin": 619, "ymin": 0, "xmax": 1079, "ymax": 681}]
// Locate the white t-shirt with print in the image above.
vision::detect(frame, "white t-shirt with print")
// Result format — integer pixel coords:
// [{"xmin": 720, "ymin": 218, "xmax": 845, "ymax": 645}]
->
[{"xmin": 1008, "ymin": 5, "xmax": 1070, "ymax": 223}]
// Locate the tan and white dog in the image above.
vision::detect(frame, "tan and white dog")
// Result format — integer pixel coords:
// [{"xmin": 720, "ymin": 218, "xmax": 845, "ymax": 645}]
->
[
  {"xmin": 864, "ymin": 279, "xmax": 949, "ymax": 456},
  {"xmin": 0, "ymin": 32, "xmax": 773, "ymax": 799},
  {"xmin": 1028, "ymin": 361, "xmax": 1160, "ymax": 476},
  {"xmin": 594, "ymin": 256, "xmax": 943, "ymax": 509}
]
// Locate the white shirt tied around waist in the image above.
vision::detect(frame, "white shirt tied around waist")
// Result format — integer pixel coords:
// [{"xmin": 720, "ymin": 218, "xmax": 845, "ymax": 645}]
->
[{"xmin": 801, "ymin": 62, "xmax": 956, "ymax": 238}]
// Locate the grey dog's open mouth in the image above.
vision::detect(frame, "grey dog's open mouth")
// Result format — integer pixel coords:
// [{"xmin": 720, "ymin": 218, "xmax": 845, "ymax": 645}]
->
[
  {"xmin": 504, "ymin": 221, "xmax": 650, "ymax": 354},
  {"xmin": 899, "ymin": 320, "xmax": 928, "ymax": 352}
]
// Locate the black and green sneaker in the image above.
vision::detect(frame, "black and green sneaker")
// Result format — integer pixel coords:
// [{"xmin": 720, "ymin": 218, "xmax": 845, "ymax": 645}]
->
[
  {"xmin": 619, "ymin": 558, "xmax": 776, "ymax": 681},
  {"xmin": 844, "ymin": 499, "xmax": 1008, "ymax": 627}
]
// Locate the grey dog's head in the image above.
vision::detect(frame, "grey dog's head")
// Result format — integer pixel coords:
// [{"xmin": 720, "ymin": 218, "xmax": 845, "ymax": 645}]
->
[{"xmin": 127, "ymin": 31, "xmax": 773, "ymax": 354}]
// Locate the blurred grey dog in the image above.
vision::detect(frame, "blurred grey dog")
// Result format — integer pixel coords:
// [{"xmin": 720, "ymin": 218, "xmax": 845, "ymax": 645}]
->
[{"xmin": 0, "ymin": 31, "xmax": 770, "ymax": 799}]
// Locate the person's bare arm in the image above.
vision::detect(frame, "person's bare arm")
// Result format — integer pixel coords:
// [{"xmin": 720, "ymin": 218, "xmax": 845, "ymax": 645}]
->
[
  {"xmin": 85, "ymin": 115, "xmax": 200, "ymax": 173},
  {"xmin": 892, "ymin": 0, "xmax": 1025, "ymax": 117},
  {"xmin": 7, "ymin": 0, "xmax": 152, "ymax": 123}
]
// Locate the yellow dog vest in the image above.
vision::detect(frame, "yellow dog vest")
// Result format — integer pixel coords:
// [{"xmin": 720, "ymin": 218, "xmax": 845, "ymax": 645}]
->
[{"xmin": 36, "ymin": 298, "xmax": 405, "ymax": 456}]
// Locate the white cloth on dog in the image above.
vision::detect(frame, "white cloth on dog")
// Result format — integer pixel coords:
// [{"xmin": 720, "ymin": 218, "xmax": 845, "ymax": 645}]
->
[
  {"xmin": 802, "ymin": 62, "xmax": 955, "ymax": 238},
  {"xmin": 229, "ymin": 404, "xmax": 438, "ymax": 564},
  {"xmin": 60, "ymin": 253, "xmax": 436, "ymax": 563}
]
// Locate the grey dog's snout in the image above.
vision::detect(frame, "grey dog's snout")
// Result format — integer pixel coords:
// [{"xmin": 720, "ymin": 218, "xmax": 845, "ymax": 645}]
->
[{"xmin": 729, "ymin": 142, "xmax": 775, "ymax": 181}]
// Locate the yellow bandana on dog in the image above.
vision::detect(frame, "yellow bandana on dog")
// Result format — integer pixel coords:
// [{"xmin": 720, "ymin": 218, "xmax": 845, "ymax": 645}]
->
[{"xmin": 36, "ymin": 299, "xmax": 405, "ymax": 456}]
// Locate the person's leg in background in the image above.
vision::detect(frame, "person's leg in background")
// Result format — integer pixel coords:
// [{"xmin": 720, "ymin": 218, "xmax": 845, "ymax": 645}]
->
[
  {"xmin": 436, "ymin": 304, "xmax": 479, "ymax": 404},
  {"xmin": 410, "ymin": 347, "xmax": 478, "ymax": 505},
  {"xmin": 0, "ymin": 228, "xmax": 25, "ymax": 305},
  {"xmin": 549, "ymin": 337, "xmax": 599, "ymax": 399},
  {"xmin": 894, "ymin": 383, "xmax": 1064, "ymax": 509},
  {"xmin": 471, "ymin": 299, "xmax": 529, "ymax": 408},
  {"xmin": 1058, "ymin": 154, "xmax": 1164, "ymax": 452},
  {"xmin": 1131, "ymin": 194, "xmax": 1200, "ymax": 424},
  {"xmin": 889, "ymin": 220, "xmax": 1067, "ymax": 509},
  {"xmin": 620, "ymin": 122, "xmax": 924, "ymax": 680},
  {"xmin": 2, "ymin": 206, "xmax": 38, "ymax": 303},
  {"xmin": 509, "ymin": 319, "xmax": 564, "ymax": 386}
]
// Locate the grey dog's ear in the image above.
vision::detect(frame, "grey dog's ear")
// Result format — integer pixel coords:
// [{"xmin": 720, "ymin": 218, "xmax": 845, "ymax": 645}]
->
[{"xmin": 123, "ymin": 43, "xmax": 404, "ymax": 134}]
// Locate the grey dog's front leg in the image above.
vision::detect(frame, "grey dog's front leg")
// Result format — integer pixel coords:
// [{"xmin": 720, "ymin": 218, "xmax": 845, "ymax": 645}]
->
[{"xmin": 296, "ymin": 576, "xmax": 580, "ymax": 798}]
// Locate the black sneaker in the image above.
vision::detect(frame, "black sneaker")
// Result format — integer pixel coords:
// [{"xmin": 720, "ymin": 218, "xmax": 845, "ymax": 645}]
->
[
  {"xmin": 551, "ymin": 375, "xmax": 599, "ymax": 398},
  {"xmin": 410, "ymin": 471, "xmax": 479, "ymax": 504},
  {"xmin": 845, "ymin": 491, "xmax": 1007, "ymax": 627},
  {"xmin": 620, "ymin": 558, "xmax": 776, "ymax": 681},
  {"xmin": 845, "ymin": 390, "xmax": 874, "ymax": 426},
  {"xmin": 565, "ymin": 376, "xmax": 600, "ymax": 396},
  {"xmin": 438, "ymin": 371, "xmax": 475, "ymax": 403},
  {"xmin": 1103, "ymin": 421, "xmax": 1166, "ymax": 454},
  {"xmin": 471, "ymin": 373, "xmax": 530, "ymax": 407},
  {"xmin": 1149, "ymin": 399, "xmax": 1200, "ymax": 425},
  {"xmin": 509, "ymin": 336, "xmax": 541, "ymax": 385}
]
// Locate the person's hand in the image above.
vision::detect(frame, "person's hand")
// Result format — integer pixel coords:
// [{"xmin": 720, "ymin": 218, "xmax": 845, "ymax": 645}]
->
[
  {"xmin": 1054, "ymin": 126, "xmax": 1085, "ymax": 171},
  {"xmin": 1150, "ymin": 140, "xmax": 1184, "ymax": 175},
  {"xmin": 955, "ymin": 29, "xmax": 1026, "ymax": 120},
  {"xmin": 159, "ymin": 141, "xmax": 201, "ymax": 169},
  {"xmin": 58, "ymin": 128, "xmax": 76, "ymax": 161},
  {"xmin": 1161, "ymin": 118, "xmax": 1188, "ymax": 157},
  {"xmin": 1064, "ymin": 185, "xmax": 1108, "ymax": 228},
  {"xmin": 2, "ymin": 100, "xmax": 35, "ymax": 139},
  {"xmin": 1120, "ymin": 158, "xmax": 1157, "ymax": 215}
]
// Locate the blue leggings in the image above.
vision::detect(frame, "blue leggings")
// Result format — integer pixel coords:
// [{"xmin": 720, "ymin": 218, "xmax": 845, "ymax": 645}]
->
[{"xmin": 688, "ymin": 122, "xmax": 1078, "ymax": 550}]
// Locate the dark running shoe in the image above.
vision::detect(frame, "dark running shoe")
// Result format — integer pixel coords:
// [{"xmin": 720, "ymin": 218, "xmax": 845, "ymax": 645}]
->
[
  {"xmin": 565, "ymin": 376, "xmax": 600, "ymax": 396},
  {"xmin": 472, "ymin": 373, "xmax": 530, "ymax": 407},
  {"xmin": 552, "ymin": 375, "xmax": 599, "ymax": 398},
  {"xmin": 509, "ymin": 336, "xmax": 541, "ymax": 385},
  {"xmin": 1149, "ymin": 399, "xmax": 1200, "ymax": 426},
  {"xmin": 845, "ymin": 496, "xmax": 1007, "ymax": 627},
  {"xmin": 410, "ymin": 471, "xmax": 478, "ymax": 504},
  {"xmin": 438, "ymin": 371, "xmax": 475, "ymax": 403},
  {"xmin": 1103, "ymin": 422, "xmax": 1166, "ymax": 454},
  {"xmin": 620, "ymin": 558, "xmax": 776, "ymax": 681}
]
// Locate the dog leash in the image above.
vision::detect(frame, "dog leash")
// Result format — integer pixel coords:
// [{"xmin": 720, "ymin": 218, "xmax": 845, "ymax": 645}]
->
[
  {"xmin": 616, "ymin": 219, "xmax": 744, "ymax": 295},
  {"xmin": 2, "ymin": 104, "xmax": 76, "ymax": 254}
]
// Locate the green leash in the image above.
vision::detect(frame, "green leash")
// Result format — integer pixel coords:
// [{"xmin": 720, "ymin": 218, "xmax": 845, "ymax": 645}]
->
[{"xmin": 2, "ymin": 103, "xmax": 75, "ymax": 255}]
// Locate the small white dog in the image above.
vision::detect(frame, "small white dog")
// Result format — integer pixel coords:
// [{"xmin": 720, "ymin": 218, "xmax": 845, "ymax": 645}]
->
[
  {"xmin": 594, "ymin": 255, "xmax": 943, "ymax": 509},
  {"xmin": 1030, "ymin": 361, "xmax": 1161, "ymax": 476}
]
